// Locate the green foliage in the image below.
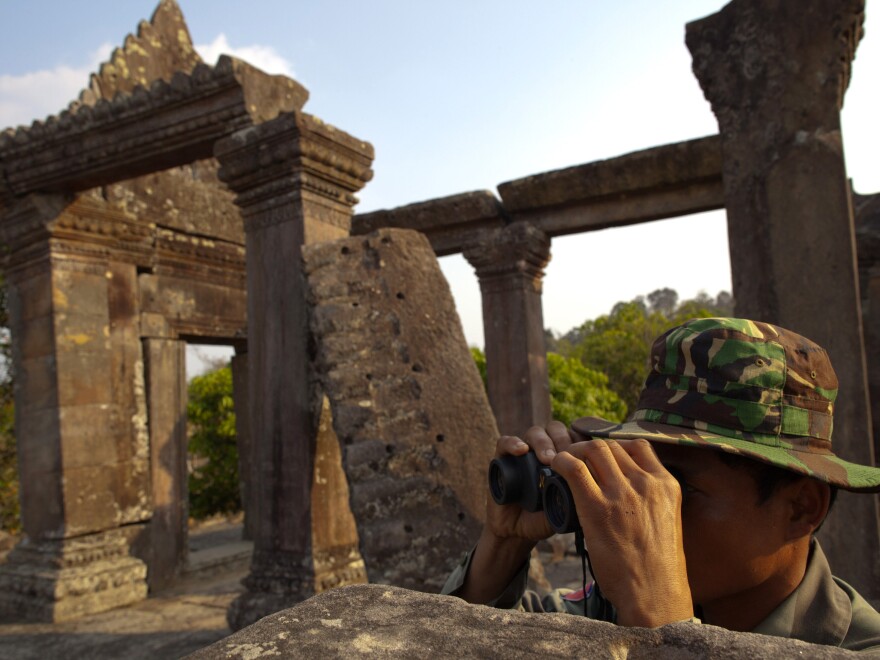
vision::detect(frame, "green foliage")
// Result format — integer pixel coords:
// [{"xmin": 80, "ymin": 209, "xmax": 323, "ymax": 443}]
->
[
  {"xmin": 547, "ymin": 353, "xmax": 627, "ymax": 426},
  {"xmin": 187, "ymin": 365, "xmax": 241, "ymax": 519},
  {"xmin": 469, "ymin": 347, "xmax": 627, "ymax": 426},
  {"xmin": 470, "ymin": 346, "xmax": 487, "ymax": 386},
  {"xmin": 561, "ymin": 289, "xmax": 733, "ymax": 412}
]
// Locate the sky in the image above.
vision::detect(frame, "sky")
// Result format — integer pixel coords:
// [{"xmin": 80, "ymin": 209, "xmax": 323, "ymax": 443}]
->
[{"xmin": 2, "ymin": 0, "xmax": 878, "ymax": 374}]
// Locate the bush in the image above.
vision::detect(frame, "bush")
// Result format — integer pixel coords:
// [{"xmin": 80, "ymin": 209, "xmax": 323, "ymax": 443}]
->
[{"xmin": 187, "ymin": 365, "xmax": 241, "ymax": 519}]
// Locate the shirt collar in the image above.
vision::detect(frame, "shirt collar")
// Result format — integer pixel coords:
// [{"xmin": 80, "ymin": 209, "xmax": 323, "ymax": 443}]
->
[{"xmin": 750, "ymin": 538, "xmax": 851, "ymax": 646}]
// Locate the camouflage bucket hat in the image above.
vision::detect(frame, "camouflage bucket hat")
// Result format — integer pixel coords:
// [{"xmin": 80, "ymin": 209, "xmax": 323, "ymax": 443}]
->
[{"xmin": 571, "ymin": 317, "xmax": 880, "ymax": 492}]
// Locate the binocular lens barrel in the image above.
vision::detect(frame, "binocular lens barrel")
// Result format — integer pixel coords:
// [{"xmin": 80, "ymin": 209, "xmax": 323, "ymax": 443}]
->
[{"xmin": 487, "ymin": 452, "xmax": 579, "ymax": 533}]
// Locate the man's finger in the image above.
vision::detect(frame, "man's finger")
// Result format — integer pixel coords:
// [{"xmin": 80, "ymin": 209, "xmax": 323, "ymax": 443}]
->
[
  {"xmin": 561, "ymin": 440, "xmax": 629, "ymax": 488},
  {"xmin": 494, "ymin": 435, "xmax": 530, "ymax": 458},
  {"xmin": 522, "ymin": 425, "xmax": 559, "ymax": 464},
  {"xmin": 614, "ymin": 438, "xmax": 667, "ymax": 473}
]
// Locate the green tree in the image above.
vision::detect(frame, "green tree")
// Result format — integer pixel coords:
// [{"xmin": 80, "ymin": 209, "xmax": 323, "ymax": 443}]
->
[
  {"xmin": 566, "ymin": 289, "xmax": 732, "ymax": 412},
  {"xmin": 547, "ymin": 353, "xmax": 627, "ymax": 426},
  {"xmin": 470, "ymin": 348, "xmax": 627, "ymax": 426},
  {"xmin": 187, "ymin": 365, "xmax": 241, "ymax": 519}
]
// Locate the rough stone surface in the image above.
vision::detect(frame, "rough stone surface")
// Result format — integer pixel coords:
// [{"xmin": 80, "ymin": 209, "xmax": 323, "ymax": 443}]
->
[
  {"xmin": 304, "ymin": 228, "xmax": 498, "ymax": 592},
  {"xmin": 188, "ymin": 584, "xmax": 860, "ymax": 659}
]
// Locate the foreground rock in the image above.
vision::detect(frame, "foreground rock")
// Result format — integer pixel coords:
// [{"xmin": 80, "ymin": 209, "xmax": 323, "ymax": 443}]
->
[{"xmin": 189, "ymin": 584, "xmax": 858, "ymax": 659}]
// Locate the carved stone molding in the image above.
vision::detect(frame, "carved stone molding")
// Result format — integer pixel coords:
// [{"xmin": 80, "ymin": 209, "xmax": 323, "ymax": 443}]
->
[
  {"xmin": 0, "ymin": 529, "xmax": 147, "ymax": 622},
  {"xmin": 463, "ymin": 222, "xmax": 551, "ymax": 293},
  {"xmin": 0, "ymin": 56, "xmax": 308, "ymax": 200},
  {"xmin": 215, "ymin": 111, "xmax": 374, "ymax": 233},
  {"xmin": 686, "ymin": 0, "xmax": 864, "ymax": 147}
]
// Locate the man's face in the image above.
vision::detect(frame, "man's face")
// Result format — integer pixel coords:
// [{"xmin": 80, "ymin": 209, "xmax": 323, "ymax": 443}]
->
[{"xmin": 651, "ymin": 443, "xmax": 792, "ymax": 611}]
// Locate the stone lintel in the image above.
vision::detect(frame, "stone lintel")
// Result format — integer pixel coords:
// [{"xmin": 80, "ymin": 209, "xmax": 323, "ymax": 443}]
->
[
  {"xmin": 498, "ymin": 135, "xmax": 723, "ymax": 229},
  {"xmin": 215, "ymin": 111, "xmax": 374, "ymax": 232},
  {"xmin": 138, "ymin": 273, "xmax": 247, "ymax": 341},
  {"xmin": 0, "ymin": 56, "xmax": 307, "ymax": 199},
  {"xmin": 352, "ymin": 191, "xmax": 506, "ymax": 256},
  {"xmin": 0, "ymin": 529, "xmax": 147, "ymax": 622}
]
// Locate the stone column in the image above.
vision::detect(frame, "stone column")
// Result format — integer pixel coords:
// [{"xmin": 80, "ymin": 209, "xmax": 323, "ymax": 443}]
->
[
  {"xmin": 855, "ymin": 192, "xmax": 880, "ymax": 474},
  {"xmin": 143, "ymin": 337, "xmax": 188, "ymax": 591},
  {"xmin": 464, "ymin": 222, "xmax": 552, "ymax": 436},
  {"xmin": 687, "ymin": 0, "xmax": 879, "ymax": 599},
  {"xmin": 0, "ymin": 194, "xmax": 148, "ymax": 621},
  {"xmin": 215, "ymin": 111, "xmax": 374, "ymax": 629}
]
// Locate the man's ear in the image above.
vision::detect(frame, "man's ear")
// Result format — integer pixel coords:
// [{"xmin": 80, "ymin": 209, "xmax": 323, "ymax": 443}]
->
[{"xmin": 784, "ymin": 478, "xmax": 831, "ymax": 540}]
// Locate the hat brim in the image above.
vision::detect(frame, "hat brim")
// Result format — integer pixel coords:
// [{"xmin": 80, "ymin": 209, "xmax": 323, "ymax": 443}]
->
[{"xmin": 570, "ymin": 416, "xmax": 880, "ymax": 493}]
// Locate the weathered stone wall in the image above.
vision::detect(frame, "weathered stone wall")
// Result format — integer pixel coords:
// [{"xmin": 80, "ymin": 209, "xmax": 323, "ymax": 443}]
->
[
  {"xmin": 304, "ymin": 228, "xmax": 497, "ymax": 592},
  {"xmin": 189, "ymin": 584, "xmax": 862, "ymax": 659}
]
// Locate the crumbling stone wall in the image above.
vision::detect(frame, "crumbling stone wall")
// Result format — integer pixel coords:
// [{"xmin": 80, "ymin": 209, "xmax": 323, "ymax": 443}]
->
[{"xmin": 304, "ymin": 228, "xmax": 497, "ymax": 591}]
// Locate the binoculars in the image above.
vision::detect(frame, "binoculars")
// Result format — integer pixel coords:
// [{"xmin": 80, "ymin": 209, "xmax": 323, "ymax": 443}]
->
[{"xmin": 488, "ymin": 452, "xmax": 580, "ymax": 534}]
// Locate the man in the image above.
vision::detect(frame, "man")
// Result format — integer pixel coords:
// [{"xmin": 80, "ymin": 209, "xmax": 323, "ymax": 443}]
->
[{"xmin": 443, "ymin": 317, "xmax": 880, "ymax": 651}]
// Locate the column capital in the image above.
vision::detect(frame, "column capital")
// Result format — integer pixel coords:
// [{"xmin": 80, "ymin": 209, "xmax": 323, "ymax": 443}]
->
[
  {"xmin": 463, "ymin": 222, "xmax": 550, "ymax": 291},
  {"xmin": 215, "ymin": 111, "xmax": 374, "ymax": 233},
  {"xmin": 687, "ymin": 0, "xmax": 864, "ymax": 138}
]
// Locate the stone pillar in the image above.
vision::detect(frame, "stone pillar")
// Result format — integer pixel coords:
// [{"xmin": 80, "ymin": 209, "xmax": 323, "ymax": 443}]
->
[
  {"xmin": 464, "ymin": 222, "xmax": 552, "ymax": 436},
  {"xmin": 687, "ymin": 0, "xmax": 879, "ymax": 599},
  {"xmin": 215, "ymin": 111, "xmax": 374, "ymax": 629},
  {"xmin": 143, "ymin": 337, "xmax": 188, "ymax": 591},
  {"xmin": 855, "ymin": 192, "xmax": 880, "ymax": 472},
  {"xmin": 230, "ymin": 350, "xmax": 255, "ymax": 541},
  {"xmin": 0, "ymin": 194, "xmax": 148, "ymax": 621}
]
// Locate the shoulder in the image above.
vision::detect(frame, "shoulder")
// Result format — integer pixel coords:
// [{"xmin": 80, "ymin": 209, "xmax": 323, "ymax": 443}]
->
[{"xmin": 833, "ymin": 577, "xmax": 880, "ymax": 652}]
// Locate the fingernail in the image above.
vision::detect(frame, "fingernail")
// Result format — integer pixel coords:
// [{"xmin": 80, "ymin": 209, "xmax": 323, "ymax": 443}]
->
[
  {"xmin": 513, "ymin": 440, "xmax": 528, "ymax": 449},
  {"xmin": 543, "ymin": 448, "xmax": 556, "ymax": 458}
]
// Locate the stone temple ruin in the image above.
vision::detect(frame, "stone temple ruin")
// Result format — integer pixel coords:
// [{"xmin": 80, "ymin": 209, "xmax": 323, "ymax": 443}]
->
[{"xmin": 0, "ymin": 0, "xmax": 878, "ymax": 649}]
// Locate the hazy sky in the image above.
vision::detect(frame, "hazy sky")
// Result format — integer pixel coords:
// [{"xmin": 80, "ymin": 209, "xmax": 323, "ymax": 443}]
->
[{"xmin": 2, "ymin": 1, "xmax": 878, "ymax": 371}]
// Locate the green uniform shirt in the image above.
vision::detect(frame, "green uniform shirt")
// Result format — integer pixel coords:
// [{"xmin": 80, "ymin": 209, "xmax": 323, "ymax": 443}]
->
[{"xmin": 441, "ymin": 539, "xmax": 880, "ymax": 653}]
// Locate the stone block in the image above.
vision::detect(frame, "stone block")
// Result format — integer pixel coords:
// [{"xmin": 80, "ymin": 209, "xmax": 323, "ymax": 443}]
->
[
  {"xmin": 16, "ymin": 313, "xmax": 55, "ymax": 360},
  {"xmin": 57, "ymin": 404, "xmax": 118, "ymax": 468},
  {"xmin": 304, "ymin": 228, "xmax": 498, "ymax": 593},
  {"xmin": 51, "ymin": 268, "xmax": 109, "ymax": 317},
  {"xmin": 61, "ymin": 464, "xmax": 128, "ymax": 536},
  {"xmin": 189, "ymin": 584, "xmax": 857, "ymax": 659},
  {"xmin": 7, "ymin": 272, "xmax": 53, "ymax": 323},
  {"xmin": 55, "ymin": 349, "xmax": 113, "ymax": 407},
  {"xmin": 15, "ymin": 355, "xmax": 59, "ymax": 413},
  {"xmin": 53, "ymin": 312, "xmax": 111, "ymax": 354}
]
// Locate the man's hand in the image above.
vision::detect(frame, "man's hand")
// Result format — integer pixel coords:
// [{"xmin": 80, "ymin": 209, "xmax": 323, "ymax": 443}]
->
[
  {"xmin": 484, "ymin": 421, "xmax": 580, "ymax": 542},
  {"xmin": 551, "ymin": 438, "xmax": 694, "ymax": 627},
  {"xmin": 455, "ymin": 421, "xmax": 579, "ymax": 604}
]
